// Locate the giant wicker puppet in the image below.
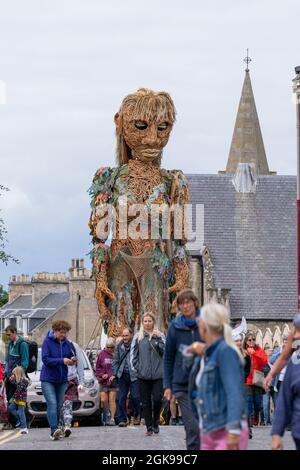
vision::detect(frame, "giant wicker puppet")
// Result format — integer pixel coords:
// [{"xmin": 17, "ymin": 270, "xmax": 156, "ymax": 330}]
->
[{"xmin": 88, "ymin": 88, "xmax": 190, "ymax": 337}]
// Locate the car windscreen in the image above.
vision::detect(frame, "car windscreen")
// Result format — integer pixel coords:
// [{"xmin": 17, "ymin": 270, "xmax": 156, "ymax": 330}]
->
[{"xmin": 37, "ymin": 347, "xmax": 90, "ymax": 371}]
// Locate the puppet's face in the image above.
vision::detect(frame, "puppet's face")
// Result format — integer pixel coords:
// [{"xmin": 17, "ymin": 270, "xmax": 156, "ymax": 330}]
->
[
  {"xmin": 115, "ymin": 89, "xmax": 176, "ymax": 164},
  {"xmin": 121, "ymin": 115, "xmax": 172, "ymax": 162}
]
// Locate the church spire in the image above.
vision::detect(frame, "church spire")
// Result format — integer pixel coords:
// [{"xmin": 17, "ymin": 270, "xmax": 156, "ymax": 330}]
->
[{"xmin": 224, "ymin": 52, "xmax": 272, "ymax": 175}]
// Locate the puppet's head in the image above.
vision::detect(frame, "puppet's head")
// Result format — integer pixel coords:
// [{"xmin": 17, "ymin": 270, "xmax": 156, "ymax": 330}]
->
[{"xmin": 114, "ymin": 88, "xmax": 176, "ymax": 166}]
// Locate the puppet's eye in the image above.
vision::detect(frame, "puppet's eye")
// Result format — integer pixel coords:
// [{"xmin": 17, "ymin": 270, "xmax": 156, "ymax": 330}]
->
[
  {"xmin": 157, "ymin": 122, "xmax": 169, "ymax": 131},
  {"xmin": 135, "ymin": 121, "xmax": 148, "ymax": 130}
]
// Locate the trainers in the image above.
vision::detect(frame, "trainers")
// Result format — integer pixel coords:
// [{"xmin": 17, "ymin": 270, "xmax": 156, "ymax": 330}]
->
[
  {"xmin": 170, "ymin": 418, "xmax": 177, "ymax": 426},
  {"xmin": 153, "ymin": 425, "xmax": 159, "ymax": 434},
  {"xmin": 105, "ymin": 416, "xmax": 115, "ymax": 426},
  {"xmin": 145, "ymin": 428, "xmax": 153, "ymax": 436},
  {"xmin": 118, "ymin": 421, "xmax": 127, "ymax": 427},
  {"xmin": 64, "ymin": 427, "xmax": 72, "ymax": 437},
  {"xmin": 2, "ymin": 423, "xmax": 14, "ymax": 430},
  {"xmin": 133, "ymin": 417, "xmax": 141, "ymax": 426},
  {"xmin": 20, "ymin": 428, "xmax": 28, "ymax": 435},
  {"xmin": 51, "ymin": 428, "xmax": 63, "ymax": 440},
  {"xmin": 178, "ymin": 417, "xmax": 184, "ymax": 426}
]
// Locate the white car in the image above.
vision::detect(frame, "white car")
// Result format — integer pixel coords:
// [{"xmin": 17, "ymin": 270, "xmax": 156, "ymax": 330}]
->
[{"xmin": 27, "ymin": 348, "xmax": 100, "ymax": 424}]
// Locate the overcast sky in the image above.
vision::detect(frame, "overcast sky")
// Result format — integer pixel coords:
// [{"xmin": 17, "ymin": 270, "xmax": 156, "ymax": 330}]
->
[{"xmin": 0, "ymin": 0, "xmax": 299, "ymax": 289}]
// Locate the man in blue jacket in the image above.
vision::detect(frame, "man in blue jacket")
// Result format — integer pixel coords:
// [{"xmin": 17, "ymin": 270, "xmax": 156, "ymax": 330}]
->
[{"xmin": 163, "ymin": 289, "xmax": 202, "ymax": 450}]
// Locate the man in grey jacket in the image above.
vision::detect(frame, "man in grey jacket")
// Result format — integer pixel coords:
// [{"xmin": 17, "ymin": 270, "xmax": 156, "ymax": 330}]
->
[{"xmin": 111, "ymin": 328, "xmax": 140, "ymax": 426}]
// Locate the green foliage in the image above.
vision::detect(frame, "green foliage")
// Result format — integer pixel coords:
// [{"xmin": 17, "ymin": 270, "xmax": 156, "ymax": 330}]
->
[
  {"xmin": 0, "ymin": 285, "xmax": 8, "ymax": 307},
  {"xmin": 0, "ymin": 185, "xmax": 19, "ymax": 265}
]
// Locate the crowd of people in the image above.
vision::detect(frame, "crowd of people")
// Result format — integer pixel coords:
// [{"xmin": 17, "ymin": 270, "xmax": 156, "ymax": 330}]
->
[{"xmin": 1, "ymin": 288, "xmax": 300, "ymax": 451}]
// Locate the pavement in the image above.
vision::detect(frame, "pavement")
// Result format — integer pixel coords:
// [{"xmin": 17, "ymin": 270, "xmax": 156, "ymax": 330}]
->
[{"xmin": 0, "ymin": 425, "xmax": 296, "ymax": 450}]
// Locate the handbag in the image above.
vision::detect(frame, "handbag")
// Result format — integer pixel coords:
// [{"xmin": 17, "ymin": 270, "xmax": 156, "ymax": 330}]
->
[{"xmin": 252, "ymin": 369, "xmax": 265, "ymax": 388}]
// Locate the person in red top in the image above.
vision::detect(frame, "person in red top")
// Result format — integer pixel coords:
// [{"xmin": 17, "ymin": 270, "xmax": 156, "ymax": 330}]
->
[
  {"xmin": 243, "ymin": 332, "xmax": 267, "ymax": 428},
  {"xmin": 0, "ymin": 363, "xmax": 3, "ymax": 384}
]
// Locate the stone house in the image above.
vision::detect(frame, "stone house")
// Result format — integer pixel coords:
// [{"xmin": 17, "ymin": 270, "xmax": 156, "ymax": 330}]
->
[{"xmin": 0, "ymin": 259, "xmax": 99, "ymax": 348}]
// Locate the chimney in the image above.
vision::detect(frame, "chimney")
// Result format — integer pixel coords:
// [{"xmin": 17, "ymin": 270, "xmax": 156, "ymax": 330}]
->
[
  {"xmin": 32, "ymin": 270, "xmax": 69, "ymax": 305},
  {"xmin": 8, "ymin": 273, "xmax": 32, "ymax": 303}
]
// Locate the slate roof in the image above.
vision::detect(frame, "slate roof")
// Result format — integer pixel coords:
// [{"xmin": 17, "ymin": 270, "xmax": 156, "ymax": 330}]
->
[
  {"xmin": 0, "ymin": 292, "xmax": 71, "ymax": 330},
  {"xmin": 24, "ymin": 309, "xmax": 56, "ymax": 319},
  {"xmin": 2, "ymin": 295, "xmax": 32, "ymax": 310},
  {"xmin": 186, "ymin": 174, "xmax": 297, "ymax": 321},
  {"xmin": 34, "ymin": 292, "xmax": 70, "ymax": 309}
]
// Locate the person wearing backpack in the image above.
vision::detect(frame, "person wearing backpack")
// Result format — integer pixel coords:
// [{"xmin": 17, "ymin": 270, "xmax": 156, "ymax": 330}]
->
[{"xmin": 3, "ymin": 325, "xmax": 29, "ymax": 429}]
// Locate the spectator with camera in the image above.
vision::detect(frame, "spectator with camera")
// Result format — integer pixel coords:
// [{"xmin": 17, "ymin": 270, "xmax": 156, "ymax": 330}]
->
[{"xmin": 243, "ymin": 331, "xmax": 267, "ymax": 427}]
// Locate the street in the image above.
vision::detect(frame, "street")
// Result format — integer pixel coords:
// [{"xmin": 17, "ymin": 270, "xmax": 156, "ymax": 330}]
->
[{"xmin": 0, "ymin": 425, "xmax": 295, "ymax": 450}]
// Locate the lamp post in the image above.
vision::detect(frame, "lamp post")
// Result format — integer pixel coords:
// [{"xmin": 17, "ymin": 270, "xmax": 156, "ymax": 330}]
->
[
  {"xmin": 293, "ymin": 66, "xmax": 300, "ymax": 311},
  {"xmin": 76, "ymin": 290, "xmax": 81, "ymax": 344}
]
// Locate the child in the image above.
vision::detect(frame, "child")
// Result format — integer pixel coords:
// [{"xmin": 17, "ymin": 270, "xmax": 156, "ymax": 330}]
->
[
  {"xmin": 0, "ymin": 362, "xmax": 8, "ymax": 430},
  {"xmin": 8, "ymin": 366, "xmax": 29, "ymax": 434}
]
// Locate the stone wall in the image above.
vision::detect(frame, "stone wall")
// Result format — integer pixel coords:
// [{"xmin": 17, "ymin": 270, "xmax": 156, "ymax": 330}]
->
[
  {"xmin": 8, "ymin": 275, "xmax": 32, "ymax": 302},
  {"xmin": 32, "ymin": 273, "xmax": 69, "ymax": 304}
]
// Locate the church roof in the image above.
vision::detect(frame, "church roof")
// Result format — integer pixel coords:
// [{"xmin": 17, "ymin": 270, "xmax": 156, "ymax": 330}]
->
[
  {"xmin": 187, "ymin": 173, "xmax": 297, "ymax": 321},
  {"xmin": 224, "ymin": 70, "xmax": 271, "ymax": 175}
]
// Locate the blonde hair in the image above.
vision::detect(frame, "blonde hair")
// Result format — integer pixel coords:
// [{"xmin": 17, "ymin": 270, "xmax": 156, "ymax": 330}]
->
[
  {"xmin": 200, "ymin": 303, "xmax": 244, "ymax": 363},
  {"xmin": 12, "ymin": 366, "xmax": 28, "ymax": 384},
  {"xmin": 138, "ymin": 312, "xmax": 156, "ymax": 342},
  {"xmin": 106, "ymin": 337, "xmax": 116, "ymax": 348}
]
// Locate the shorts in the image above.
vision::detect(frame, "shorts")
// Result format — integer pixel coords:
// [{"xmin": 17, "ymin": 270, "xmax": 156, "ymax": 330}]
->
[{"xmin": 99, "ymin": 384, "xmax": 117, "ymax": 393}]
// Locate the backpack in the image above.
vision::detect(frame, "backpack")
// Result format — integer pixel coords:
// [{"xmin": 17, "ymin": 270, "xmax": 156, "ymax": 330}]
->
[{"xmin": 18, "ymin": 340, "xmax": 38, "ymax": 373}]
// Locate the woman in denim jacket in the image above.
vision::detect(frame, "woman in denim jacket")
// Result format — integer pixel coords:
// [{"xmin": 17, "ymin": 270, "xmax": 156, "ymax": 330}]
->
[{"xmin": 194, "ymin": 303, "xmax": 248, "ymax": 450}]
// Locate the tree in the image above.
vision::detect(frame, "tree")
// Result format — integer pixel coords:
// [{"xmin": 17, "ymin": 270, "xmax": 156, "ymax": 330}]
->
[
  {"xmin": 0, "ymin": 284, "xmax": 8, "ymax": 307},
  {"xmin": 0, "ymin": 184, "xmax": 19, "ymax": 265}
]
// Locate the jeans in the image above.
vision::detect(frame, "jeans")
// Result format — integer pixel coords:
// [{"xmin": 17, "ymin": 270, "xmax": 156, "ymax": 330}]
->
[
  {"xmin": 174, "ymin": 390, "xmax": 200, "ymax": 451},
  {"xmin": 8, "ymin": 403, "xmax": 26, "ymax": 429},
  {"xmin": 246, "ymin": 385, "xmax": 262, "ymax": 421},
  {"xmin": 118, "ymin": 373, "xmax": 140, "ymax": 422},
  {"xmin": 42, "ymin": 381, "xmax": 68, "ymax": 434},
  {"xmin": 138, "ymin": 379, "xmax": 163, "ymax": 430},
  {"xmin": 262, "ymin": 393, "xmax": 271, "ymax": 424},
  {"xmin": 263, "ymin": 388, "xmax": 277, "ymax": 424}
]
